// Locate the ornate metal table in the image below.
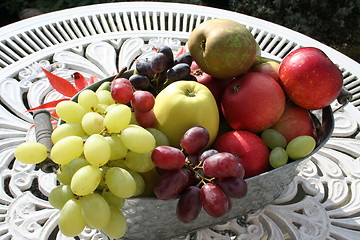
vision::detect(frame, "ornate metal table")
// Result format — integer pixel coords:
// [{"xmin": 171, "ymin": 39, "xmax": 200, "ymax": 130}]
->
[{"xmin": 1, "ymin": 2, "xmax": 360, "ymax": 240}]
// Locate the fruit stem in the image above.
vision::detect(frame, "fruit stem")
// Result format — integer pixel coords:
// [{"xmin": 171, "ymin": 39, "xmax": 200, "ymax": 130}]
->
[
  {"xmin": 200, "ymin": 40, "xmax": 206, "ymax": 51},
  {"xmin": 184, "ymin": 161, "xmax": 214, "ymax": 187},
  {"xmin": 186, "ymin": 89, "xmax": 196, "ymax": 97},
  {"xmin": 233, "ymin": 83, "xmax": 241, "ymax": 93}
]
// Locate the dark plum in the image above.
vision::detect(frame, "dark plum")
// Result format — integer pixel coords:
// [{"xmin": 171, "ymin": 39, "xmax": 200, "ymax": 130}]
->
[
  {"xmin": 135, "ymin": 58, "xmax": 154, "ymax": 78},
  {"xmin": 166, "ymin": 63, "xmax": 191, "ymax": 82},
  {"xmin": 174, "ymin": 52, "xmax": 192, "ymax": 66},
  {"xmin": 129, "ymin": 74, "xmax": 151, "ymax": 90},
  {"xmin": 157, "ymin": 45, "xmax": 174, "ymax": 69},
  {"xmin": 151, "ymin": 52, "xmax": 171, "ymax": 73}
]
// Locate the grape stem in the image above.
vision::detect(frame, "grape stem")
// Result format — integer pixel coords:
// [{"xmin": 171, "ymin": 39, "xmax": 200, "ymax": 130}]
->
[
  {"xmin": 184, "ymin": 160, "xmax": 215, "ymax": 187},
  {"xmin": 113, "ymin": 67, "xmax": 128, "ymax": 81}
]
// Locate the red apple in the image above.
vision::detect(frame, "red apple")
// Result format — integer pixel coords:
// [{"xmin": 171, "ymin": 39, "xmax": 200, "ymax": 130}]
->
[
  {"xmin": 190, "ymin": 61, "xmax": 233, "ymax": 109},
  {"xmin": 271, "ymin": 102, "xmax": 318, "ymax": 143},
  {"xmin": 221, "ymin": 72, "xmax": 286, "ymax": 132},
  {"xmin": 278, "ymin": 47, "xmax": 343, "ymax": 110},
  {"xmin": 213, "ymin": 130, "xmax": 270, "ymax": 178}
]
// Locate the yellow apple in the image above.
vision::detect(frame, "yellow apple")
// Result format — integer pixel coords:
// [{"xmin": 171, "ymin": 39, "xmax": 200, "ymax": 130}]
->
[{"xmin": 153, "ymin": 81, "xmax": 219, "ymax": 148}]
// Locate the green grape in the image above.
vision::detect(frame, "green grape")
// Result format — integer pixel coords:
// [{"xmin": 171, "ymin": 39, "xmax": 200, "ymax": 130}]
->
[
  {"xmin": 50, "ymin": 136, "xmax": 84, "ymax": 165},
  {"xmin": 81, "ymin": 112, "xmax": 104, "ymax": 135},
  {"xmin": 120, "ymin": 126, "xmax": 156, "ymax": 153},
  {"xmin": 58, "ymin": 198, "xmax": 86, "ymax": 237},
  {"xmin": 51, "ymin": 122, "xmax": 86, "ymax": 144},
  {"xmin": 261, "ymin": 128, "xmax": 287, "ymax": 149},
  {"xmin": 104, "ymin": 103, "xmax": 117, "ymax": 113},
  {"xmin": 96, "ymin": 81, "xmax": 111, "ymax": 93},
  {"xmin": 129, "ymin": 111, "xmax": 138, "ymax": 125},
  {"xmin": 101, "ymin": 188, "xmax": 125, "ymax": 209},
  {"xmin": 146, "ymin": 128, "xmax": 170, "ymax": 146},
  {"xmin": 105, "ymin": 134, "xmax": 128, "ymax": 160},
  {"xmin": 127, "ymin": 169, "xmax": 145, "ymax": 196},
  {"xmin": 95, "ymin": 103, "xmax": 108, "ymax": 114},
  {"xmin": 96, "ymin": 167, "xmax": 108, "ymax": 192},
  {"xmin": 71, "ymin": 165, "xmax": 102, "ymax": 196},
  {"xmin": 56, "ymin": 157, "xmax": 89, "ymax": 185},
  {"xmin": 56, "ymin": 101, "xmax": 85, "ymax": 123},
  {"xmin": 80, "ymin": 193, "xmax": 111, "ymax": 229},
  {"xmin": 77, "ymin": 89, "xmax": 99, "ymax": 112},
  {"xmin": 96, "ymin": 89, "xmax": 115, "ymax": 105},
  {"xmin": 139, "ymin": 168, "xmax": 161, "ymax": 197},
  {"xmin": 106, "ymin": 159, "xmax": 128, "ymax": 168},
  {"xmin": 103, "ymin": 104, "xmax": 132, "ymax": 133},
  {"xmin": 106, "ymin": 167, "xmax": 136, "ymax": 198},
  {"xmin": 48, "ymin": 184, "xmax": 75, "ymax": 209},
  {"xmin": 286, "ymin": 136, "xmax": 316, "ymax": 160},
  {"xmin": 14, "ymin": 141, "xmax": 48, "ymax": 164},
  {"xmin": 84, "ymin": 134, "xmax": 111, "ymax": 166},
  {"xmin": 125, "ymin": 151, "xmax": 154, "ymax": 173},
  {"xmin": 102, "ymin": 205, "xmax": 127, "ymax": 239},
  {"xmin": 269, "ymin": 147, "xmax": 288, "ymax": 168}
]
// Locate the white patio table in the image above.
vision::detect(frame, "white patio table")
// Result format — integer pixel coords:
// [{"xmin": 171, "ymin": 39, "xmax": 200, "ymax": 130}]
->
[{"xmin": 0, "ymin": 2, "xmax": 360, "ymax": 240}]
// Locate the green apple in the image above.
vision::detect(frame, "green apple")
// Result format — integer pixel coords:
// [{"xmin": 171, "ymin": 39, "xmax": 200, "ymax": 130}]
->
[
  {"xmin": 153, "ymin": 81, "xmax": 219, "ymax": 148},
  {"xmin": 188, "ymin": 19, "xmax": 258, "ymax": 79}
]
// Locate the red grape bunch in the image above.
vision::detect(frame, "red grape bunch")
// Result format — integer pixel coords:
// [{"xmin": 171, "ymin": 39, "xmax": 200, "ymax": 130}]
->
[
  {"xmin": 109, "ymin": 77, "xmax": 156, "ymax": 128},
  {"xmin": 151, "ymin": 126, "xmax": 248, "ymax": 223},
  {"xmin": 131, "ymin": 45, "xmax": 196, "ymax": 94}
]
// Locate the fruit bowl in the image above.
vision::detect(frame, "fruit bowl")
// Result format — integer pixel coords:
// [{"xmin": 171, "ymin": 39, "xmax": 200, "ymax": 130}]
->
[{"xmin": 59, "ymin": 70, "xmax": 333, "ymax": 240}]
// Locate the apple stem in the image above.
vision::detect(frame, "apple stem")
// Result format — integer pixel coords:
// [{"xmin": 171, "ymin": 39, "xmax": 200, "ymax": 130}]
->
[
  {"xmin": 186, "ymin": 89, "xmax": 196, "ymax": 97},
  {"xmin": 233, "ymin": 83, "xmax": 241, "ymax": 93},
  {"xmin": 200, "ymin": 40, "xmax": 206, "ymax": 51}
]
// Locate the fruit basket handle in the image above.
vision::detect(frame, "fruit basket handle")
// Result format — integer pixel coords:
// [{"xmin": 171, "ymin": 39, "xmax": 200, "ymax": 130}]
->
[
  {"xmin": 33, "ymin": 109, "xmax": 58, "ymax": 173},
  {"xmin": 334, "ymin": 86, "xmax": 352, "ymax": 112}
]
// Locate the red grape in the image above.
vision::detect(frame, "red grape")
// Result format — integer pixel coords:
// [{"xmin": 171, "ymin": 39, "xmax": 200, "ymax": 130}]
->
[
  {"xmin": 180, "ymin": 126, "xmax": 210, "ymax": 155},
  {"xmin": 110, "ymin": 82, "xmax": 133, "ymax": 104},
  {"xmin": 203, "ymin": 152, "xmax": 245, "ymax": 179},
  {"xmin": 182, "ymin": 168, "xmax": 200, "ymax": 186},
  {"xmin": 186, "ymin": 154, "xmax": 200, "ymax": 166},
  {"xmin": 216, "ymin": 177, "xmax": 247, "ymax": 198},
  {"xmin": 154, "ymin": 169, "xmax": 189, "ymax": 200},
  {"xmin": 176, "ymin": 186, "xmax": 202, "ymax": 223},
  {"xmin": 199, "ymin": 149, "xmax": 219, "ymax": 162},
  {"xmin": 151, "ymin": 146, "xmax": 186, "ymax": 170},
  {"xmin": 111, "ymin": 78, "xmax": 132, "ymax": 88},
  {"xmin": 200, "ymin": 183, "xmax": 230, "ymax": 217},
  {"xmin": 134, "ymin": 110, "xmax": 156, "ymax": 128},
  {"xmin": 227, "ymin": 197, "xmax": 232, "ymax": 213},
  {"xmin": 131, "ymin": 90, "xmax": 155, "ymax": 112}
]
